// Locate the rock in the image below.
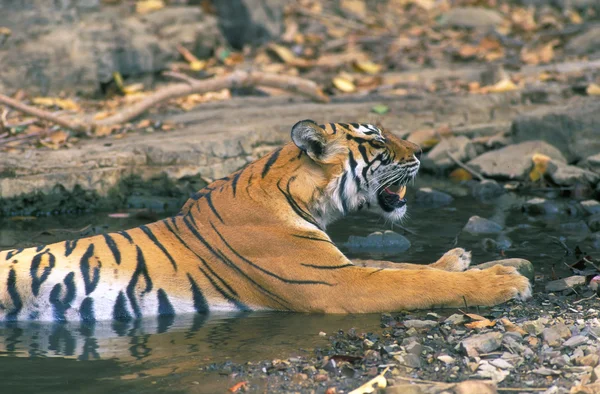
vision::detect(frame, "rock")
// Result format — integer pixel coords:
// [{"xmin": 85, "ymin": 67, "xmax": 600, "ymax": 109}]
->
[
  {"xmin": 404, "ymin": 320, "xmax": 438, "ymax": 329},
  {"xmin": 344, "ymin": 230, "xmax": 411, "ymax": 253},
  {"xmin": 213, "ymin": 0, "xmax": 284, "ymax": 48},
  {"xmin": 589, "ymin": 215, "xmax": 600, "ymax": 233},
  {"xmin": 439, "ymin": 7, "xmax": 504, "ymax": 29},
  {"xmin": 512, "ymin": 100, "xmax": 600, "ymax": 162},
  {"xmin": 563, "ymin": 335, "xmax": 587, "ymax": 348},
  {"xmin": 437, "ymin": 355, "xmax": 455, "ymax": 364},
  {"xmin": 532, "ymin": 367, "xmax": 561, "ymax": 376},
  {"xmin": 490, "ymin": 358, "xmax": 513, "ymax": 370},
  {"xmin": 522, "ymin": 197, "xmax": 563, "ymax": 216},
  {"xmin": 394, "ymin": 353, "xmax": 421, "ymax": 369},
  {"xmin": 558, "ymin": 221, "xmax": 591, "ymax": 237},
  {"xmin": 522, "ymin": 319, "xmax": 546, "ymax": 336},
  {"xmin": 470, "ymin": 180, "xmax": 505, "ymax": 201},
  {"xmin": 467, "ymin": 141, "xmax": 566, "ymax": 180},
  {"xmin": 581, "ymin": 200, "xmax": 600, "ymax": 216},
  {"xmin": 453, "ymin": 380, "xmax": 498, "ymax": 394},
  {"xmin": 543, "ymin": 324, "xmax": 572, "ymax": 347},
  {"xmin": 460, "ymin": 332, "xmax": 503, "ymax": 357},
  {"xmin": 592, "ymin": 233, "xmax": 600, "ymax": 250},
  {"xmin": 463, "ymin": 216, "xmax": 503, "ymax": 235},
  {"xmin": 576, "ymin": 354, "xmax": 599, "ymax": 367},
  {"xmin": 579, "ymin": 153, "xmax": 600, "ymax": 175},
  {"xmin": 422, "ymin": 136, "xmax": 477, "ymax": 171},
  {"xmin": 405, "ymin": 342, "xmax": 424, "ymax": 356},
  {"xmin": 546, "ymin": 161, "xmax": 600, "ymax": 186},
  {"xmin": 445, "ymin": 314, "xmax": 467, "ymax": 325},
  {"xmin": 545, "ymin": 276, "xmax": 586, "ymax": 292},
  {"xmin": 0, "ymin": 3, "xmax": 223, "ymax": 95},
  {"xmin": 475, "ymin": 259, "xmax": 534, "ymax": 281},
  {"xmin": 415, "ymin": 188, "xmax": 454, "ymax": 207},
  {"xmin": 566, "ymin": 26, "xmax": 600, "ymax": 56}
]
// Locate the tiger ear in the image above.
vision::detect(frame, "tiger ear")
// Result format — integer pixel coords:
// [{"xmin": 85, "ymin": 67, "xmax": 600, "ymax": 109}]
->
[{"xmin": 291, "ymin": 119, "xmax": 328, "ymax": 162}]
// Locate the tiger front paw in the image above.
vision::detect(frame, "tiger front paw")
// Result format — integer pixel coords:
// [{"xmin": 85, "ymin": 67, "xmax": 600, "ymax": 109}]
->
[
  {"xmin": 468, "ymin": 265, "xmax": 532, "ymax": 306},
  {"xmin": 432, "ymin": 248, "xmax": 472, "ymax": 272}
]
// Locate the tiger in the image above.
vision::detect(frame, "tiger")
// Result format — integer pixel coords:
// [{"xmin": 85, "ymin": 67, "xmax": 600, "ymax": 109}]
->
[{"xmin": 0, "ymin": 120, "xmax": 531, "ymax": 322}]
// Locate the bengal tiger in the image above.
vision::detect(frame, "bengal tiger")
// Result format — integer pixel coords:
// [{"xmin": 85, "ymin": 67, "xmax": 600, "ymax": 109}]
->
[{"xmin": 0, "ymin": 120, "xmax": 531, "ymax": 322}]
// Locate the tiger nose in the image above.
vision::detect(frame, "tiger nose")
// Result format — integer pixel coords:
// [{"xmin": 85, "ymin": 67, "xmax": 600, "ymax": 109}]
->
[{"xmin": 414, "ymin": 146, "xmax": 422, "ymax": 160}]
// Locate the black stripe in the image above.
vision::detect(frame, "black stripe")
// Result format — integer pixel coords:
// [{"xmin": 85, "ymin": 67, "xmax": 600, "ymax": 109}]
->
[
  {"xmin": 117, "ymin": 231, "xmax": 134, "ymax": 244},
  {"xmin": 157, "ymin": 289, "xmax": 175, "ymax": 316},
  {"xmin": 6, "ymin": 268, "xmax": 22, "ymax": 321},
  {"xmin": 339, "ymin": 123, "xmax": 350, "ymax": 130},
  {"xmin": 113, "ymin": 291, "xmax": 132, "ymax": 322},
  {"xmin": 197, "ymin": 265, "xmax": 251, "ymax": 311},
  {"xmin": 231, "ymin": 170, "xmax": 243, "ymax": 197},
  {"xmin": 200, "ymin": 254, "xmax": 239, "ymax": 296},
  {"xmin": 6, "ymin": 248, "xmax": 24, "ymax": 261},
  {"xmin": 261, "ymin": 148, "xmax": 282, "ymax": 178},
  {"xmin": 350, "ymin": 122, "xmax": 360, "ymax": 129},
  {"xmin": 79, "ymin": 297, "xmax": 95, "ymax": 322},
  {"xmin": 348, "ymin": 149, "xmax": 361, "ymax": 189},
  {"xmin": 30, "ymin": 250, "xmax": 56, "ymax": 296},
  {"xmin": 35, "ymin": 245, "xmax": 45, "ymax": 252},
  {"xmin": 347, "ymin": 134, "xmax": 385, "ymax": 148},
  {"xmin": 102, "ymin": 234, "xmax": 121, "ymax": 265},
  {"xmin": 209, "ymin": 221, "xmax": 333, "ymax": 286},
  {"xmin": 64, "ymin": 240, "xmax": 78, "ymax": 257},
  {"xmin": 301, "ymin": 263, "xmax": 354, "ymax": 270},
  {"xmin": 80, "ymin": 244, "xmax": 100, "ymax": 295},
  {"xmin": 139, "ymin": 225, "xmax": 178, "ymax": 271},
  {"xmin": 126, "ymin": 246, "xmax": 153, "ymax": 319},
  {"xmin": 205, "ymin": 192, "xmax": 224, "ymax": 223},
  {"xmin": 276, "ymin": 177, "xmax": 322, "ymax": 230},
  {"xmin": 338, "ymin": 173, "xmax": 349, "ymax": 214},
  {"xmin": 187, "ymin": 274, "xmax": 210, "ymax": 314},
  {"xmin": 329, "ymin": 123, "xmax": 337, "ymax": 134},
  {"xmin": 49, "ymin": 272, "xmax": 76, "ymax": 322},
  {"xmin": 291, "ymin": 234, "xmax": 335, "ymax": 245}
]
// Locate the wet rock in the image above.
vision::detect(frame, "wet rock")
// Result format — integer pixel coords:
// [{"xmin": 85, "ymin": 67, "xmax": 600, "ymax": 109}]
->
[
  {"xmin": 394, "ymin": 354, "xmax": 421, "ymax": 369},
  {"xmin": 512, "ymin": 100, "xmax": 600, "ymax": 162},
  {"xmin": 463, "ymin": 216, "xmax": 503, "ymax": 235},
  {"xmin": 475, "ymin": 258, "xmax": 534, "ymax": 281},
  {"xmin": 439, "ymin": 7, "xmax": 504, "ymax": 29},
  {"xmin": 437, "ymin": 355, "xmax": 455, "ymax": 364},
  {"xmin": 490, "ymin": 358, "xmax": 513, "ymax": 370},
  {"xmin": 588, "ymin": 215, "xmax": 600, "ymax": 233},
  {"xmin": 563, "ymin": 335, "xmax": 587, "ymax": 348},
  {"xmin": 576, "ymin": 354, "xmax": 599, "ymax": 367},
  {"xmin": 566, "ymin": 26, "xmax": 600, "ymax": 56},
  {"xmin": 415, "ymin": 188, "xmax": 454, "ymax": 207},
  {"xmin": 581, "ymin": 201, "xmax": 600, "ymax": 216},
  {"xmin": 546, "ymin": 161, "xmax": 600, "ymax": 186},
  {"xmin": 470, "ymin": 180, "xmax": 505, "ymax": 201},
  {"xmin": 579, "ymin": 153, "xmax": 600, "ymax": 175},
  {"xmin": 532, "ymin": 367, "xmax": 561, "ymax": 376},
  {"xmin": 545, "ymin": 276, "xmax": 586, "ymax": 292},
  {"xmin": 445, "ymin": 314, "xmax": 467, "ymax": 325},
  {"xmin": 481, "ymin": 235, "xmax": 512, "ymax": 252},
  {"xmin": 522, "ymin": 319, "xmax": 546, "ymax": 336},
  {"xmin": 543, "ymin": 324, "xmax": 572, "ymax": 347},
  {"xmin": 592, "ymin": 232, "xmax": 600, "ymax": 250},
  {"xmin": 558, "ymin": 221, "xmax": 591, "ymax": 237},
  {"xmin": 422, "ymin": 136, "xmax": 477, "ymax": 172},
  {"xmin": 467, "ymin": 141, "xmax": 566, "ymax": 180},
  {"xmin": 523, "ymin": 197, "xmax": 563, "ymax": 216},
  {"xmin": 460, "ymin": 332, "xmax": 503, "ymax": 357},
  {"xmin": 405, "ymin": 342, "xmax": 424, "ymax": 356},
  {"xmin": 213, "ymin": 0, "xmax": 283, "ymax": 48},
  {"xmin": 345, "ymin": 230, "xmax": 411, "ymax": 253},
  {"xmin": 404, "ymin": 320, "xmax": 438, "ymax": 329}
]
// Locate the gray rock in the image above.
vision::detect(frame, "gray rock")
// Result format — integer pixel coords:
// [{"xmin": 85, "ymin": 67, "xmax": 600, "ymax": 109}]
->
[
  {"xmin": 563, "ymin": 335, "xmax": 588, "ymax": 348},
  {"xmin": 512, "ymin": 100, "xmax": 600, "ymax": 162},
  {"xmin": 559, "ymin": 221, "xmax": 591, "ymax": 236},
  {"xmin": 481, "ymin": 235, "xmax": 513, "ymax": 252},
  {"xmin": 0, "ymin": 3, "xmax": 223, "ymax": 95},
  {"xmin": 423, "ymin": 136, "xmax": 477, "ymax": 171},
  {"xmin": 415, "ymin": 187, "xmax": 454, "ymax": 207},
  {"xmin": 470, "ymin": 179, "xmax": 505, "ymax": 201},
  {"xmin": 546, "ymin": 161, "xmax": 600, "ymax": 186},
  {"xmin": 394, "ymin": 353, "xmax": 421, "ymax": 369},
  {"xmin": 345, "ymin": 230, "xmax": 411, "ymax": 252},
  {"xmin": 475, "ymin": 258, "xmax": 534, "ymax": 281},
  {"xmin": 579, "ymin": 153, "xmax": 600, "ymax": 175},
  {"xmin": 463, "ymin": 216, "xmax": 503, "ymax": 235},
  {"xmin": 581, "ymin": 200, "xmax": 600, "ymax": 216},
  {"xmin": 532, "ymin": 367, "xmax": 561, "ymax": 376},
  {"xmin": 405, "ymin": 342, "xmax": 424, "ymax": 356},
  {"xmin": 588, "ymin": 214, "xmax": 600, "ymax": 233},
  {"xmin": 543, "ymin": 324, "xmax": 572, "ymax": 347},
  {"xmin": 592, "ymin": 232, "xmax": 600, "ymax": 250},
  {"xmin": 445, "ymin": 314, "xmax": 466, "ymax": 325},
  {"xmin": 404, "ymin": 320, "xmax": 438, "ymax": 329},
  {"xmin": 460, "ymin": 332, "xmax": 503, "ymax": 357},
  {"xmin": 467, "ymin": 141, "xmax": 566, "ymax": 180},
  {"xmin": 545, "ymin": 276, "xmax": 586, "ymax": 292},
  {"xmin": 523, "ymin": 197, "xmax": 563, "ymax": 216},
  {"xmin": 575, "ymin": 354, "xmax": 599, "ymax": 367},
  {"xmin": 566, "ymin": 26, "xmax": 600, "ymax": 56},
  {"xmin": 214, "ymin": 0, "xmax": 284, "ymax": 48},
  {"xmin": 522, "ymin": 319, "xmax": 546, "ymax": 336},
  {"xmin": 439, "ymin": 7, "xmax": 504, "ymax": 29}
]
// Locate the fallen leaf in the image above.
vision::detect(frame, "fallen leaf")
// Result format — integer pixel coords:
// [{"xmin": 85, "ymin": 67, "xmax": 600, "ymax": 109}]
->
[
  {"xmin": 529, "ymin": 153, "xmax": 551, "ymax": 182},
  {"xmin": 568, "ymin": 10, "xmax": 583, "ymax": 24},
  {"xmin": 340, "ymin": 0, "xmax": 367, "ymax": 17},
  {"xmin": 32, "ymin": 97, "xmax": 80, "ymax": 111},
  {"xmin": 0, "ymin": 27, "xmax": 12, "ymax": 36},
  {"xmin": 136, "ymin": 0, "xmax": 164, "ymax": 14},
  {"xmin": 371, "ymin": 104, "xmax": 389, "ymax": 114},
  {"xmin": 228, "ymin": 381, "xmax": 248, "ymax": 393},
  {"xmin": 458, "ymin": 45, "xmax": 478, "ymax": 59},
  {"xmin": 348, "ymin": 367, "xmax": 388, "ymax": 394},
  {"xmin": 528, "ymin": 336, "xmax": 539, "ymax": 347},
  {"xmin": 587, "ymin": 84, "xmax": 600, "ymax": 96},
  {"xmin": 46, "ymin": 130, "xmax": 69, "ymax": 145},
  {"xmin": 122, "ymin": 83, "xmax": 144, "ymax": 95},
  {"xmin": 500, "ymin": 318, "xmax": 528, "ymax": 335},
  {"xmin": 486, "ymin": 78, "xmax": 519, "ymax": 93},
  {"xmin": 332, "ymin": 76, "xmax": 356, "ymax": 93},
  {"xmin": 464, "ymin": 313, "xmax": 488, "ymax": 321},
  {"xmin": 177, "ymin": 45, "xmax": 206, "ymax": 71},
  {"xmin": 353, "ymin": 60, "xmax": 382, "ymax": 74},
  {"xmin": 520, "ymin": 40, "xmax": 558, "ymax": 65},
  {"xmin": 450, "ymin": 168, "xmax": 473, "ymax": 182},
  {"xmin": 465, "ymin": 319, "xmax": 496, "ymax": 329}
]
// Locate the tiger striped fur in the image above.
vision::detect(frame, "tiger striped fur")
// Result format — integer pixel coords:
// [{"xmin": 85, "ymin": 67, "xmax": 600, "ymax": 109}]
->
[{"xmin": 0, "ymin": 120, "xmax": 531, "ymax": 321}]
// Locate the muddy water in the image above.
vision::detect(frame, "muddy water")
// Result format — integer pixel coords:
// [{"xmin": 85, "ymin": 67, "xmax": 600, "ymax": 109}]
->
[{"xmin": 0, "ymin": 179, "xmax": 595, "ymax": 393}]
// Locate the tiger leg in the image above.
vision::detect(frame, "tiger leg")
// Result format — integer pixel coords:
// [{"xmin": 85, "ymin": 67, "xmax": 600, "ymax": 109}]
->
[
  {"xmin": 298, "ymin": 263, "xmax": 531, "ymax": 313},
  {"xmin": 354, "ymin": 248, "xmax": 471, "ymax": 272}
]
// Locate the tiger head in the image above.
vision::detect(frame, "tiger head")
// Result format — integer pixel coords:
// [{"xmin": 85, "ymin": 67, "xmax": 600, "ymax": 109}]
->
[{"xmin": 291, "ymin": 120, "xmax": 421, "ymax": 225}]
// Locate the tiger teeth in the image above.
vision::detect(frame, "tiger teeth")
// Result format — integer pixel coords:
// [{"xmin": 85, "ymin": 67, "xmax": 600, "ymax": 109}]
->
[{"xmin": 398, "ymin": 186, "xmax": 407, "ymax": 199}]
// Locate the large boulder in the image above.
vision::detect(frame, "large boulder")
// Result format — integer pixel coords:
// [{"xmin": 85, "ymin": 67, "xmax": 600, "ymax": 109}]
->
[
  {"xmin": 466, "ymin": 141, "xmax": 566, "ymax": 180},
  {"xmin": 439, "ymin": 7, "xmax": 504, "ymax": 29},
  {"xmin": 0, "ymin": 1, "xmax": 223, "ymax": 95},
  {"xmin": 566, "ymin": 26, "xmax": 600, "ymax": 57},
  {"xmin": 511, "ymin": 100, "xmax": 600, "ymax": 162}
]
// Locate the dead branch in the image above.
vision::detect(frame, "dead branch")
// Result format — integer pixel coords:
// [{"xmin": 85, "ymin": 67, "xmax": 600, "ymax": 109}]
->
[
  {"xmin": 0, "ymin": 70, "xmax": 329, "ymax": 134},
  {"xmin": 446, "ymin": 151, "xmax": 486, "ymax": 181}
]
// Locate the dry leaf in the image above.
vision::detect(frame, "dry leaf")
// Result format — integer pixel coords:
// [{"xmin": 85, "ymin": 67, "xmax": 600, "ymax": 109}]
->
[
  {"xmin": 348, "ymin": 367, "xmax": 388, "ymax": 394},
  {"xmin": 500, "ymin": 318, "xmax": 527, "ymax": 335},
  {"xmin": 136, "ymin": 0, "xmax": 164, "ymax": 14},
  {"xmin": 587, "ymin": 84, "xmax": 600, "ymax": 96},
  {"xmin": 529, "ymin": 153, "xmax": 551, "ymax": 182},
  {"xmin": 340, "ymin": 0, "xmax": 367, "ymax": 17},
  {"xmin": 332, "ymin": 76, "xmax": 356, "ymax": 93},
  {"xmin": 267, "ymin": 43, "xmax": 311, "ymax": 67},
  {"xmin": 95, "ymin": 125, "xmax": 119, "ymax": 137},
  {"xmin": 464, "ymin": 313, "xmax": 488, "ymax": 321},
  {"xmin": 228, "ymin": 381, "xmax": 248, "ymax": 393},
  {"xmin": 568, "ymin": 10, "xmax": 583, "ymax": 24},
  {"xmin": 450, "ymin": 168, "xmax": 473, "ymax": 182},
  {"xmin": 465, "ymin": 319, "xmax": 496, "ymax": 329},
  {"xmin": 458, "ymin": 45, "xmax": 478, "ymax": 59},
  {"xmin": 46, "ymin": 130, "xmax": 69, "ymax": 145},
  {"xmin": 520, "ymin": 40, "xmax": 558, "ymax": 65},
  {"xmin": 486, "ymin": 78, "xmax": 519, "ymax": 93},
  {"xmin": 353, "ymin": 60, "xmax": 382, "ymax": 74},
  {"xmin": 528, "ymin": 336, "xmax": 539, "ymax": 347},
  {"xmin": 32, "ymin": 97, "xmax": 80, "ymax": 111},
  {"xmin": 122, "ymin": 83, "xmax": 144, "ymax": 95}
]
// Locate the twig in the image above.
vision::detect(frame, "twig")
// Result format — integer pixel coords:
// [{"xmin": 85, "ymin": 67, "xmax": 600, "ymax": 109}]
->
[
  {"xmin": 394, "ymin": 376, "xmax": 548, "ymax": 392},
  {"xmin": 162, "ymin": 71, "xmax": 199, "ymax": 85},
  {"xmin": 573, "ymin": 294, "xmax": 598, "ymax": 304},
  {"xmin": 497, "ymin": 388, "xmax": 548, "ymax": 392},
  {"xmin": 0, "ymin": 130, "xmax": 45, "ymax": 146},
  {"xmin": 0, "ymin": 71, "xmax": 329, "ymax": 133},
  {"xmin": 446, "ymin": 151, "xmax": 485, "ymax": 181}
]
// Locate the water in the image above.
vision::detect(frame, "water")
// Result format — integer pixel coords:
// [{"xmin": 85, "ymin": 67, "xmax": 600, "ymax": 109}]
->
[{"xmin": 0, "ymin": 179, "xmax": 595, "ymax": 393}]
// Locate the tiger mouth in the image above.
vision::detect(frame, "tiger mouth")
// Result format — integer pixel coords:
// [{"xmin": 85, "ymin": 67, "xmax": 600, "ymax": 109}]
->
[{"xmin": 377, "ymin": 180, "xmax": 407, "ymax": 212}]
